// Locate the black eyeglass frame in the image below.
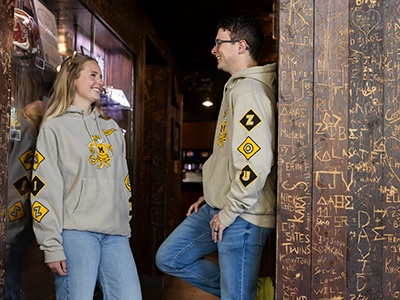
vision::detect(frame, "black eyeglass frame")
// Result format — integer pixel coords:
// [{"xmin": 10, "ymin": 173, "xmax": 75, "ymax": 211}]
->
[{"xmin": 215, "ymin": 39, "xmax": 249, "ymax": 50}]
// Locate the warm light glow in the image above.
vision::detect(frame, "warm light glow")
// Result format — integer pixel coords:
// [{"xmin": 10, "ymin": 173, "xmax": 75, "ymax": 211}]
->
[
  {"xmin": 58, "ymin": 43, "xmax": 66, "ymax": 53},
  {"xmin": 56, "ymin": 65, "xmax": 61, "ymax": 72},
  {"xmin": 202, "ymin": 100, "xmax": 213, "ymax": 107}
]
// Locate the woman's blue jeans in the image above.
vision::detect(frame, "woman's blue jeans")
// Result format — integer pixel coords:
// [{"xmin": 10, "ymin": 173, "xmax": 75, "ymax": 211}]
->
[
  {"xmin": 54, "ymin": 230, "xmax": 142, "ymax": 300},
  {"xmin": 156, "ymin": 204, "xmax": 273, "ymax": 300}
]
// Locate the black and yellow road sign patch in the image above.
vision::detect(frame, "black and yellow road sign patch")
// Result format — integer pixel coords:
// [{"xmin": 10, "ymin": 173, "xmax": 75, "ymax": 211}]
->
[
  {"xmin": 33, "ymin": 150, "xmax": 45, "ymax": 171},
  {"xmin": 103, "ymin": 128, "xmax": 117, "ymax": 136},
  {"xmin": 31, "ymin": 175, "xmax": 46, "ymax": 198},
  {"xmin": 239, "ymin": 165, "xmax": 258, "ymax": 188},
  {"xmin": 125, "ymin": 174, "xmax": 131, "ymax": 192},
  {"xmin": 31, "ymin": 201, "xmax": 49, "ymax": 223},
  {"xmin": 239, "ymin": 109, "xmax": 262, "ymax": 132},
  {"xmin": 238, "ymin": 137, "xmax": 261, "ymax": 160},
  {"xmin": 19, "ymin": 149, "xmax": 34, "ymax": 170},
  {"xmin": 129, "ymin": 196, "xmax": 133, "ymax": 218},
  {"xmin": 13, "ymin": 175, "xmax": 32, "ymax": 197},
  {"xmin": 9, "ymin": 201, "xmax": 25, "ymax": 222}
]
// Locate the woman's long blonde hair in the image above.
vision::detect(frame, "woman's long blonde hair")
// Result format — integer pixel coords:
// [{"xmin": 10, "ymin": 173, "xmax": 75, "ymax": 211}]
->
[{"xmin": 41, "ymin": 54, "xmax": 110, "ymax": 126}]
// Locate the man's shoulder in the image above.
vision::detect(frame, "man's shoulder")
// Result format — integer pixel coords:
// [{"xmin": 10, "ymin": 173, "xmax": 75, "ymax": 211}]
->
[{"xmin": 230, "ymin": 77, "xmax": 269, "ymax": 98}]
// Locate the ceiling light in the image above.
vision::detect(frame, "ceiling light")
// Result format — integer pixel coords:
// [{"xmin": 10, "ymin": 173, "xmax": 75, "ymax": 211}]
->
[{"xmin": 202, "ymin": 100, "xmax": 213, "ymax": 107}]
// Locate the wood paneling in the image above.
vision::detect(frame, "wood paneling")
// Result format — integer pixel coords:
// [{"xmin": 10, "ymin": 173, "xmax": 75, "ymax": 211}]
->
[
  {"xmin": 312, "ymin": 0, "xmax": 349, "ymax": 298},
  {"xmin": 277, "ymin": 0, "xmax": 400, "ymax": 298},
  {"xmin": 276, "ymin": 0, "xmax": 314, "ymax": 298}
]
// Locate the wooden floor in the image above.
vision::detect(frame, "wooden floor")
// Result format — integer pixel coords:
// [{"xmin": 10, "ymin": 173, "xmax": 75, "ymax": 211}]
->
[
  {"xmin": 142, "ymin": 277, "xmax": 219, "ymax": 300},
  {"xmin": 19, "ymin": 244, "xmax": 220, "ymax": 300},
  {"xmin": 18, "ymin": 238, "xmax": 275, "ymax": 300}
]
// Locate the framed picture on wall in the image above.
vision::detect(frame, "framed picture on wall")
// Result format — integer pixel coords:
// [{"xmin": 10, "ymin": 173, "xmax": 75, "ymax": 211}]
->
[
  {"xmin": 171, "ymin": 118, "xmax": 180, "ymax": 160},
  {"xmin": 32, "ymin": 0, "xmax": 62, "ymax": 67}
]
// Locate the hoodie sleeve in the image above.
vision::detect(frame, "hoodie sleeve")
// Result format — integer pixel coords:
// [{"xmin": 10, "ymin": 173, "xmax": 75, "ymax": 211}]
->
[
  {"xmin": 31, "ymin": 124, "xmax": 66, "ymax": 263},
  {"xmin": 218, "ymin": 89, "xmax": 275, "ymax": 227},
  {"xmin": 120, "ymin": 127, "xmax": 133, "ymax": 221}
]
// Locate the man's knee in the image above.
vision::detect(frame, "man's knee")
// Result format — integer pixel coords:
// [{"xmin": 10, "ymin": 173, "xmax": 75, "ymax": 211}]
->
[{"xmin": 155, "ymin": 243, "xmax": 175, "ymax": 273}]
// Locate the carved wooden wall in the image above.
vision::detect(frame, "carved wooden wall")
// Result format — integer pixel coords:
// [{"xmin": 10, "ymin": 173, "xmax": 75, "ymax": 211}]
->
[
  {"xmin": 0, "ymin": 0, "xmax": 15, "ymax": 297},
  {"xmin": 277, "ymin": 0, "xmax": 400, "ymax": 299},
  {"xmin": 135, "ymin": 64, "xmax": 182, "ymax": 278}
]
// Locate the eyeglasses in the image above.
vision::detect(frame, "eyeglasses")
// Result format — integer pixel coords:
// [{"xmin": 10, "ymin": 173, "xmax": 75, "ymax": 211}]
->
[{"xmin": 215, "ymin": 39, "xmax": 250, "ymax": 50}]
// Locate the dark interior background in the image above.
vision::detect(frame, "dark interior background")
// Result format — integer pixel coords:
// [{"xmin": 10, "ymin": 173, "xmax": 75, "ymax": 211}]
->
[{"xmin": 135, "ymin": 0, "xmax": 277, "ymax": 121}]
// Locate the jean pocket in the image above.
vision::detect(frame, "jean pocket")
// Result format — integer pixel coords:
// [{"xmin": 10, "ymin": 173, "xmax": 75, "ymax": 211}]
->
[{"xmin": 260, "ymin": 228, "xmax": 274, "ymax": 246}]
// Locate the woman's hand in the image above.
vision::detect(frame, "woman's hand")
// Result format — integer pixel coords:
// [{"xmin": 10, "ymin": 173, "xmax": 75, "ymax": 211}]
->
[
  {"xmin": 47, "ymin": 260, "xmax": 68, "ymax": 276},
  {"xmin": 186, "ymin": 196, "xmax": 205, "ymax": 216}
]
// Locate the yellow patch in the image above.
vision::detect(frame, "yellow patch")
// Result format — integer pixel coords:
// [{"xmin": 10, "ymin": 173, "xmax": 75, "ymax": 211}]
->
[
  {"xmin": 9, "ymin": 201, "xmax": 25, "ymax": 222},
  {"xmin": 217, "ymin": 106, "xmax": 229, "ymax": 147},
  {"xmin": 125, "ymin": 174, "xmax": 131, "ymax": 192},
  {"xmin": 19, "ymin": 149, "xmax": 34, "ymax": 170},
  {"xmin": 31, "ymin": 175, "xmax": 46, "ymax": 198},
  {"xmin": 32, "ymin": 201, "xmax": 49, "ymax": 223},
  {"xmin": 239, "ymin": 165, "xmax": 258, "ymax": 188},
  {"xmin": 13, "ymin": 175, "xmax": 32, "ymax": 196},
  {"xmin": 33, "ymin": 150, "xmax": 45, "ymax": 171},
  {"xmin": 88, "ymin": 135, "xmax": 114, "ymax": 169},
  {"xmin": 239, "ymin": 109, "xmax": 262, "ymax": 132},
  {"xmin": 103, "ymin": 128, "xmax": 117, "ymax": 136},
  {"xmin": 238, "ymin": 137, "xmax": 261, "ymax": 160}
]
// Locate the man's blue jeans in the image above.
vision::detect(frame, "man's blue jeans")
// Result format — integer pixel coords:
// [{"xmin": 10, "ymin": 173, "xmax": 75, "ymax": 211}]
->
[
  {"xmin": 156, "ymin": 204, "xmax": 273, "ymax": 300},
  {"xmin": 54, "ymin": 230, "xmax": 142, "ymax": 300}
]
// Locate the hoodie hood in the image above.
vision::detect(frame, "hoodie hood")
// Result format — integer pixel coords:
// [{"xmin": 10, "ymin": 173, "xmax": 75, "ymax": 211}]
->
[
  {"xmin": 226, "ymin": 63, "xmax": 277, "ymax": 98},
  {"xmin": 65, "ymin": 104, "xmax": 100, "ymax": 119}
]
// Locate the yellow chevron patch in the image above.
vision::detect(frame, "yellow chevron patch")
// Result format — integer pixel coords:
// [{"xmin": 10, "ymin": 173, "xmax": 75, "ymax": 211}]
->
[{"xmin": 103, "ymin": 128, "xmax": 117, "ymax": 136}]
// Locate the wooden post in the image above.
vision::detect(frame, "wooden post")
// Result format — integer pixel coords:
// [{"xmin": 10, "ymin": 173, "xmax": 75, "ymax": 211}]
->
[
  {"xmin": 276, "ymin": 0, "xmax": 314, "ymax": 298},
  {"xmin": 312, "ymin": 0, "xmax": 348, "ymax": 298}
]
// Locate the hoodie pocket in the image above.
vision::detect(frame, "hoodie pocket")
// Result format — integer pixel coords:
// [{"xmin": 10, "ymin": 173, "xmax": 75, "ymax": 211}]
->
[
  {"xmin": 72, "ymin": 178, "xmax": 131, "ymax": 235},
  {"xmin": 203, "ymin": 153, "xmax": 231, "ymax": 203}
]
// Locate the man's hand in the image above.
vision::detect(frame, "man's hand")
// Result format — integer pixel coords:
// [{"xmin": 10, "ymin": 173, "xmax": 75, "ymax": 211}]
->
[
  {"xmin": 47, "ymin": 260, "xmax": 67, "ymax": 276},
  {"xmin": 210, "ymin": 213, "xmax": 226, "ymax": 243},
  {"xmin": 186, "ymin": 196, "xmax": 205, "ymax": 216}
]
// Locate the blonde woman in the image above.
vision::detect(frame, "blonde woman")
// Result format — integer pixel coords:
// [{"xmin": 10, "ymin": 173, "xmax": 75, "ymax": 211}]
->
[{"xmin": 31, "ymin": 53, "xmax": 142, "ymax": 299}]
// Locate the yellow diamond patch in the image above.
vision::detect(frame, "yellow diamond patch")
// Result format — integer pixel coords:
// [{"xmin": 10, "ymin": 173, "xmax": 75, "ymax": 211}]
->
[
  {"xmin": 239, "ymin": 165, "xmax": 258, "ymax": 188},
  {"xmin": 19, "ymin": 149, "xmax": 34, "ymax": 170},
  {"xmin": 125, "ymin": 174, "xmax": 131, "ymax": 192},
  {"xmin": 9, "ymin": 201, "xmax": 25, "ymax": 222},
  {"xmin": 31, "ymin": 175, "xmax": 46, "ymax": 198},
  {"xmin": 13, "ymin": 175, "xmax": 32, "ymax": 196},
  {"xmin": 33, "ymin": 150, "xmax": 45, "ymax": 171},
  {"xmin": 238, "ymin": 137, "xmax": 260, "ymax": 160},
  {"xmin": 32, "ymin": 201, "xmax": 49, "ymax": 223},
  {"xmin": 239, "ymin": 109, "xmax": 262, "ymax": 132}
]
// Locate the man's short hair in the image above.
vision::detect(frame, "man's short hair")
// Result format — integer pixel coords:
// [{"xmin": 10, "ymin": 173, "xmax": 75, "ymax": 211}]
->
[{"xmin": 217, "ymin": 15, "xmax": 264, "ymax": 61}]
